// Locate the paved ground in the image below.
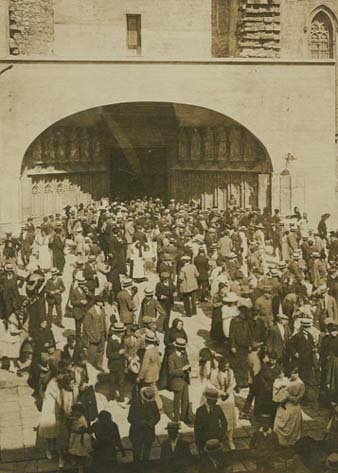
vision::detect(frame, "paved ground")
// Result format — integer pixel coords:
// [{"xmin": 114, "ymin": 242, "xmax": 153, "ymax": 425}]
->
[{"xmin": 0, "ymin": 249, "xmax": 332, "ymax": 471}]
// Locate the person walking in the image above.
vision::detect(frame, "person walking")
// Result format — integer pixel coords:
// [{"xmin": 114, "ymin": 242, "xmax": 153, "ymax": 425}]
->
[
  {"xmin": 82, "ymin": 295, "xmax": 107, "ymax": 370},
  {"xmin": 178, "ymin": 255, "xmax": 199, "ymax": 317},
  {"xmin": 168, "ymin": 338, "xmax": 191, "ymax": 424},
  {"xmin": 45, "ymin": 267, "xmax": 65, "ymax": 328},
  {"xmin": 194, "ymin": 387, "xmax": 227, "ymax": 455},
  {"xmin": 128, "ymin": 386, "xmax": 160, "ymax": 463}
]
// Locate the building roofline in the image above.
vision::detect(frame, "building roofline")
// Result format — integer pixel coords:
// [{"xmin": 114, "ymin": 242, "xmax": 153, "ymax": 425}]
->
[{"xmin": 0, "ymin": 57, "xmax": 335, "ymax": 66}]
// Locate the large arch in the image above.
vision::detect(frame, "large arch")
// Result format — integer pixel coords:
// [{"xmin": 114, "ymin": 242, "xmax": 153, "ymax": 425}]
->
[
  {"xmin": 20, "ymin": 102, "xmax": 274, "ymax": 219},
  {"xmin": 0, "ymin": 60, "xmax": 335, "ymax": 228}
]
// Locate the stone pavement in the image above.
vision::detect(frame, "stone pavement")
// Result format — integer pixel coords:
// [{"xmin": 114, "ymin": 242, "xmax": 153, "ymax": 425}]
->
[{"xmin": 0, "ymin": 250, "xmax": 332, "ymax": 472}]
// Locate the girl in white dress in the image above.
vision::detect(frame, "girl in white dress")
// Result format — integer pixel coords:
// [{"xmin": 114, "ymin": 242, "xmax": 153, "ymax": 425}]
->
[{"xmin": 209, "ymin": 358, "xmax": 238, "ymax": 450}]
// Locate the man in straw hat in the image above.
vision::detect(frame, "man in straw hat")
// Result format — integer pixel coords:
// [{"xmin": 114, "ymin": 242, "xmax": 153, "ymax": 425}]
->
[
  {"xmin": 69, "ymin": 274, "xmax": 90, "ymax": 339},
  {"xmin": 168, "ymin": 337, "xmax": 192, "ymax": 424},
  {"xmin": 265, "ymin": 312, "xmax": 291, "ymax": 369},
  {"xmin": 82, "ymin": 294, "xmax": 107, "ymax": 371},
  {"xmin": 160, "ymin": 422, "xmax": 191, "ymax": 467},
  {"xmin": 139, "ymin": 286, "xmax": 166, "ymax": 331},
  {"xmin": 116, "ymin": 278, "xmax": 136, "ymax": 326},
  {"xmin": 106, "ymin": 322, "xmax": 127, "ymax": 405},
  {"xmin": 45, "ymin": 267, "xmax": 65, "ymax": 328},
  {"xmin": 289, "ymin": 318, "xmax": 319, "ymax": 400},
  {"xmin": 137, "ymin": 329, "xmax": 162, "ymax": 410},
  {"xmin": 194, "ymin": 387, "xmax": 227, "ymax": 455},
  {"xmin": 128, "ymin": 385, "xmax": 160, "ymax": 463}
]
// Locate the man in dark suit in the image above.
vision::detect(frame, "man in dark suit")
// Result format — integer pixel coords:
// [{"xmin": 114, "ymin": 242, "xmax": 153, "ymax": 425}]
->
[
  {"xmin": 155, "ymin": 271, "xmax": 175, "ymax": 332},
  {"xmin": 265, "ymin": 312, "xmax": 291, "ymax": 370},
  {"xmin": 45, "ymin": 267, "xmax": 66, "ymax": 328},
  {"xmin": 69, "ymin": 275, "xmax": 92, "ymax": 339},
  {"xmin": 117, "ymin": 279, "xmax": 136, "ymax": 326},
  {"xmin": 194, "ymin": 248, "xmax": 210, "ymax": 302},
  {"xmin": 199, "ymin": 439, "xmax": 228, "ymax": 473},
  {"xmin": 194, "ymin": 387, "xmax": 227, "ymax": 455},
  {"xmin": 1, "ymin": 263, "xmax": 23, "ymax": 320},
  {"xmin": 168, "ymin": 338, "xmax": 191, "ymax": 423},
  {"xmin": 83, "ymin": 255, "xmax": 99, "ymax": 294},
  {"xmin": 160, "ymin": 422, "xmax": 191, "ymax": 469}
]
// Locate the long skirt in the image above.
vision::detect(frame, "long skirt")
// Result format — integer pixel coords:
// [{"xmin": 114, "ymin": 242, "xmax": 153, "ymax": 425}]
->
[
  {"xmin": 219, "ymin": 393, "xmax": 238, "ymax": 432},
  {"xmin": 274, "ymin": 402, "xmax": 303, "ymax": 446}
]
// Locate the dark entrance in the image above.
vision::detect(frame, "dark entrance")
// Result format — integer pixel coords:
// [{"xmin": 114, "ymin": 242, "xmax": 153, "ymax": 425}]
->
[{"xmin": 21, "ymin": 102, "xmax": 272, "ymax": 219}]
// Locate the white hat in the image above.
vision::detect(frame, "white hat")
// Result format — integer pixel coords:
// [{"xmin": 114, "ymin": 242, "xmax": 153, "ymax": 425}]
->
[{"xmin": 223, "ymin": 293, "xmax": 239, "ymax": 303}]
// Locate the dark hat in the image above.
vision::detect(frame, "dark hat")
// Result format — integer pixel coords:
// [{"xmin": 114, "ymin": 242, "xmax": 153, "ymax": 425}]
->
[
  {"xmin": 205, "ymin": 439, "xmax": 222, "ymax": 452},
  {"xmin": 160, "ymin": 271, "xmax": 170, "ymax": 279},
  {"xmin": 204, "ymin": 387, "xmax": 219, "ymax": 401},
  {"xmin": 140, "ymin": 386, "xmax": 156, "ymax": 402},
  {"xmin": 95, "ymin": 295, "xmax": 104, "ymax": 303},
  {"xmin": 165, "ymin": 421, "xmax": 181, "ymax": 431}
]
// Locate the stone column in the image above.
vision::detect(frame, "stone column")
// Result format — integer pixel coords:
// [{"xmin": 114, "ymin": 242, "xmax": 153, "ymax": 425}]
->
[{"xmin": 0, "ymin": 0, "xmax": 9, "ymax": 57}]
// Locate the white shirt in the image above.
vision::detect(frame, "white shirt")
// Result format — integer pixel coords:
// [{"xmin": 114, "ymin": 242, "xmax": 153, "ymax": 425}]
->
[{"xmin": 277, "ymin": 322, "xmax": 285, "ymax": 340}]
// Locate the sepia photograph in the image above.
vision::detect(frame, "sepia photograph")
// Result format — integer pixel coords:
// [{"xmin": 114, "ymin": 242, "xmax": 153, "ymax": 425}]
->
[{"xmin": 0, "ymin": 0, "xmax": 338, "ymax": 472}]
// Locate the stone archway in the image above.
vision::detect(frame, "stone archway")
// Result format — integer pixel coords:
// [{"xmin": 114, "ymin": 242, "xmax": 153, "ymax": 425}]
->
[{"xmin": 21, "ymin": 101, "xmax": 273, "ymax": 220}]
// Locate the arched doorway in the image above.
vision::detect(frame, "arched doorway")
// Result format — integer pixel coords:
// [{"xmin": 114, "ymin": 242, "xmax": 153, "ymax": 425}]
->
[{"xmin": 21, "ymin": 102, "xmax": 273, "ymax": 220}]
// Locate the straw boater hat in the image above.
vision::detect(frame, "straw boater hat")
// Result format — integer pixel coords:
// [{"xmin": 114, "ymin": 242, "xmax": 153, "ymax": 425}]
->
[
  {"xmin": 122, "ymin": 278, "xmax": 133, "ymax": 289},
  {"xmin": 50, "ymin": 267, "xmax": 59, "ymax": 275},
  {"xmin": 223, "ymin": 293, "xmax": 239, "ymax": 304},
  {"xmin": 145, "ymin": 330, "xmax": 157, "ymax": 343},
  {"xmin": 140, "ymin": 386, "xmax": 156, "ymax": 403},
  {"xmin": 226, "ymin": 252, "xmax": 237, "ymax": 259},
  {"xmin": 278, "ymin": 261, "xmax": 287, "ymax": 270},
  {"xmin": 112, "ymin": 322, "xmax": 126, "ymax": 333},
  {"xmin": 326, "ymin": 453, "xmax": 338, "ymax": 471},
  {"xmin": 300, "ymin": 318, "xmax": 312, "ymax": 328},
  {"xmin": 174, "ymin": 338, "xmax": 187, "ymax": 349},
  {"xmin": 144, "ymin": 286, "xmax": 154, "ymax": 296},
  {"xmin": 4, "ymin": 263, "xmax": 14, "ymax": 272},
  {"xmin": 142, "ymin": 316, "xmax": 153, "ymax": 325},
  {"xmin": 88, "ymin": 254, "xmax": 96, "ymax": 262},
  {"xmin": 181, "ymin": 255, "xmax": 191, "ymax": 262},
  {"xmin": 269, "ymin": 268, "xmax": 279, "ymax": 278},
  {"xmin": 76, "ymin": 275, "xmax": 86, "ymax": 285},
  {"xmin": 276, "ymin": 312, "xmax": 289, "ymax": 321},
  {"xmin": 238, "ymin": 297, "xmax": 253, "ymax": 309}
]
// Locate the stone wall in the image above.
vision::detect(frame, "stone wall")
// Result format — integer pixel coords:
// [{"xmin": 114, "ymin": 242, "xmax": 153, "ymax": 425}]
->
[
  {"xmin": 237, "ymin": 0, "xmax": 281, "ymax": 58},
  {"xmin": 211, "ymin": 0, "xmax": 240, "ymax": 57},
  {"xmin": 9, "ymin": 0, "xmax": 54, "ymax": 55}
]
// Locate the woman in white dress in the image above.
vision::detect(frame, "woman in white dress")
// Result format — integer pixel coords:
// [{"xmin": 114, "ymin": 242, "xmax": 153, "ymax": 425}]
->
[
  {"xmin": 209, "ymin": 262, "xmax": 229, "ymax": 297},
  {"xmin": 130, "ymin": 241, "xmax": 146, "ymax": 281},
  {"xmin": 197, "ymin": 347, "xmax": 218, "ymax": 407},
  {"xmin": 209, "ymin": 358, "xmax": 238, "ymax": 450},
  {"xmin": 39, "ymin": 375, "xmax": 61, "ymax": 460},
  {"xmin": 35, "ymin": 229, "xmax": 52, "ymax": 271}
]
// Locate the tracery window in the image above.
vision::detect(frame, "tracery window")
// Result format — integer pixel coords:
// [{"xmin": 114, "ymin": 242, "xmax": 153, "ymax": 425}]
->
[{"xmin": 310, "ymin": 12, "xmax": 334, "ymax": 59}]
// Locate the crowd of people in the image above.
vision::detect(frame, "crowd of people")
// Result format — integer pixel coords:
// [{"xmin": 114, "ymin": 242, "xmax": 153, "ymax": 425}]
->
[{"xmin": 0, "ymin": 198, "xmax": 338, "ymax": 472}]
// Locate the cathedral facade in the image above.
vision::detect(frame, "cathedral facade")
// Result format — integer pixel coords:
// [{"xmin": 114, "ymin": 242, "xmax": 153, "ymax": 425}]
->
[{"xmin": 0, "ymin": 0, "xmax": 337, "ymax": 228}]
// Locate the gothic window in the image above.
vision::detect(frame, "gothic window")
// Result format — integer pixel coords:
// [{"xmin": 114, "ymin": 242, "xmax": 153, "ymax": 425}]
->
[{"xmin": 310, "ymin": 12, "xmax": 334, "ymax": 59}]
